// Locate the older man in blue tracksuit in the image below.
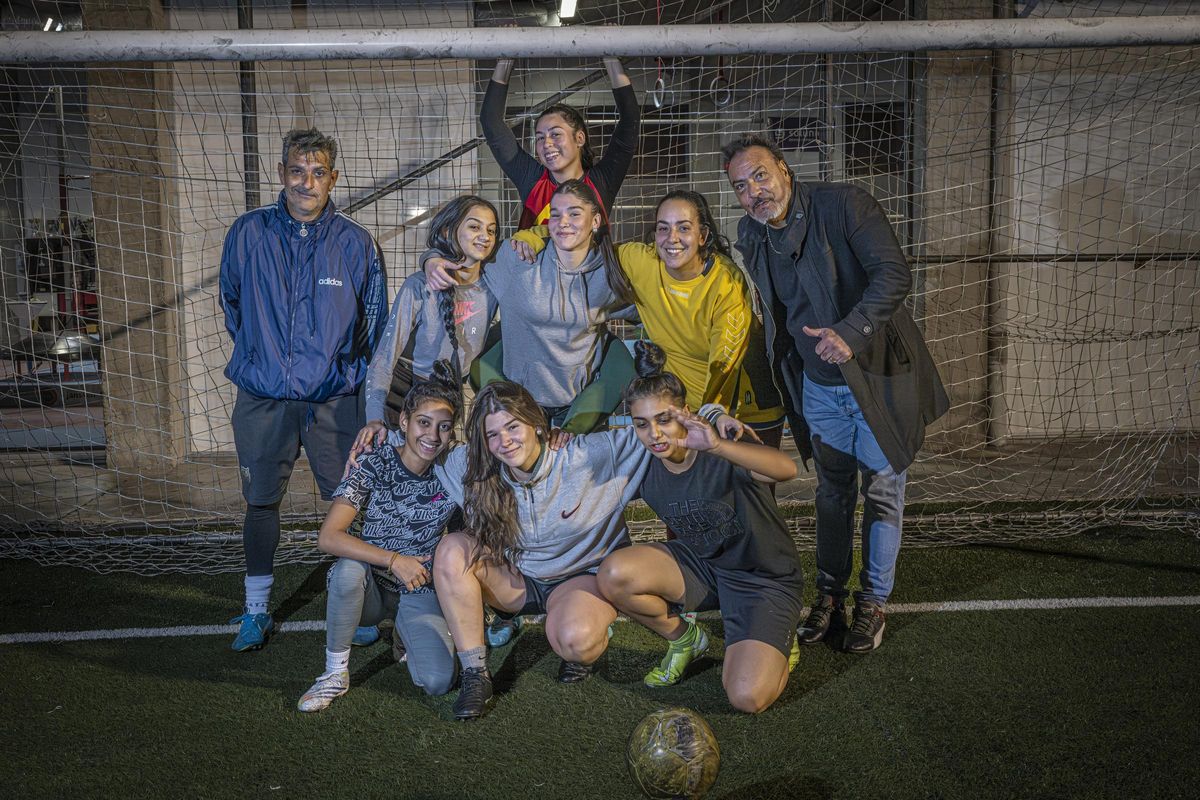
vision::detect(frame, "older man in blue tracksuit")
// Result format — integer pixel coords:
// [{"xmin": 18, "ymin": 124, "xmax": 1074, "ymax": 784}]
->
[
  {"xmin": 723, "ymin": 135, "xmax": 948, "ymax": 654},
  {"xmin": 220, "ymin": 128, "xmax": 387, "ymax": 651}
]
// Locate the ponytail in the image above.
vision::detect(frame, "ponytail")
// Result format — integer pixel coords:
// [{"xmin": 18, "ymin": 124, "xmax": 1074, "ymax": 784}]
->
[{"xmin": 623, "ymin": 340, "xmax": 687, "ymax": 407}]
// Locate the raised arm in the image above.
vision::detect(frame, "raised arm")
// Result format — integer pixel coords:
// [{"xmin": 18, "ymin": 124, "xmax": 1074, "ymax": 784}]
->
[
  {"xmin": 668, "ymin": 406, "xmax": 796, "ymax": 483},
  {"xmin": 480, "ymin": 59, "xmax": 544, "ymax": 198},
  {"xmin": 589, "ymin": 58, "xmax": 642, "ymax": 209}
]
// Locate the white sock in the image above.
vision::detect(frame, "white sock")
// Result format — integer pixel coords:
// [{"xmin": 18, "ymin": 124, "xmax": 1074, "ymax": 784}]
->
[
  {"xmin": 244, "ymin": 574, "xmax": 274, "ymax": 615},
  {"xmin": 325, "ymin": 648, "xmax": 351, "ymax": 677}
]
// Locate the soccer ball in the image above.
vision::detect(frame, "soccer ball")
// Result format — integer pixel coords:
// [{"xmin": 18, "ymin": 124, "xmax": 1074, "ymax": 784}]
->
[{"xmin": 626, "ymin": 707, "xmax": 721, "ymax": 799}]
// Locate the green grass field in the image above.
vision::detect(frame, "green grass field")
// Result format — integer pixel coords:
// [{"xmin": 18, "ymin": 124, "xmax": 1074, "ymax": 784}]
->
[{"xmin": 2, "ymin": 527, "xmax": 1198, "ymax": 799}]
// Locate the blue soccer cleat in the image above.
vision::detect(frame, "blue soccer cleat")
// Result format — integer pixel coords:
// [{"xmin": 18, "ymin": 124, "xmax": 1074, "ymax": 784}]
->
[
  {"xmin": 351, "ymin": 625, "xmax": 380, "ymax": 647},
  {"xmin": 230, "ymin": 611, "xmax": 274, "ymax": 652},
  {"xmin": 486, "ymin": 615, "xmax": 523, "ymax": 648}
]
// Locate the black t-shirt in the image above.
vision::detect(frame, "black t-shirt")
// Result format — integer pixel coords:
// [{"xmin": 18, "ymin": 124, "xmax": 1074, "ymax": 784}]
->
[
  {"xmin": 640, "ymin": 450, "xmax": 802, "ymax": 583},
  {"xmin": 764, "ymin": 238, "xmax": 845, "ymax": 387}
]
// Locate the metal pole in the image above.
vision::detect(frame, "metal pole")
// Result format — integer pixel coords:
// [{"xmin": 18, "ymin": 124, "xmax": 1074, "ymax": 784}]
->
[
  {"xmin": 238, "ymin": 0, "xmax": 259, "ymax": 211},
  {"xmin": 4, "ymin": 17, "xmax": 1200, "ymax": 62}
]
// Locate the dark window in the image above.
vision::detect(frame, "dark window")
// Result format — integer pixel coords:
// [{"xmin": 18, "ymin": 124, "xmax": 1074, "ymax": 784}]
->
[{"xmin": 844, "ymin": 102, "xmax": 904, "ymax": 179}]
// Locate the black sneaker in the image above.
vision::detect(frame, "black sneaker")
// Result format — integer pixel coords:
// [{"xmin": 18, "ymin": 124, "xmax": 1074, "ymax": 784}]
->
[
  {"xmin": 797, "ymin": 595, "xmax": 846, "ymax": 645},
  {"xmin": 845, "ymin": 602, "xmax": 886, "ymax": 653},
  {"xmin": 452, "ymin": 667, "xmax": 494, "ymax": 720},
  {"xmin": 557, "ymin": 659, "xmax": 594, "ymax": 684}
]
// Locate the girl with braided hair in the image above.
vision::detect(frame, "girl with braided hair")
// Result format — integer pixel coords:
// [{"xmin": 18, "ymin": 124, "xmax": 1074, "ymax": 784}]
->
[{"xmin": 354, "ymin": 195, "xmax": 500, "ymax": 456}]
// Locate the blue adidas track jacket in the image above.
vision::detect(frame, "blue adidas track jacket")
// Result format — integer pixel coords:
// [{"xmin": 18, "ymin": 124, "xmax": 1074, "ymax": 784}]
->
[{"xmin": 219, "ymin": 191, "xmax": 387, "ymax": 402}]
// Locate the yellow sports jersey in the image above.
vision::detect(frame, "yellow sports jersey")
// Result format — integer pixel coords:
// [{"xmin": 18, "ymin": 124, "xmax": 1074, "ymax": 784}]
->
[
  {"xmin": 511, "ymin": 228, "xmax": 783, "ymax": 425},
  {"xmin": 615, "ymin": 243, "xmax": 783, "ymax": 426}
]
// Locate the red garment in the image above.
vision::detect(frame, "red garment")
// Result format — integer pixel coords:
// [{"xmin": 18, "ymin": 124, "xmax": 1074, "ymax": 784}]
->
[{"xmin": 518, "ymin": 171, "xmax": 610, "ymax": 230}]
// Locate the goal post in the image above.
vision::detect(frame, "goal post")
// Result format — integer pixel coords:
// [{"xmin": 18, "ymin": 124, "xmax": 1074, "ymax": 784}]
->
[{"xmin": 0, "ymin": 0, "xmax": 1197, "ymax": 573}]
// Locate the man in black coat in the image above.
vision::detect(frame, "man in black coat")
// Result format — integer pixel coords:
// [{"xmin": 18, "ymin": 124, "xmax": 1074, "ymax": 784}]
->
[{"xmin": 723, "ymin": 135, "xmax": 948, "ymax": 652}]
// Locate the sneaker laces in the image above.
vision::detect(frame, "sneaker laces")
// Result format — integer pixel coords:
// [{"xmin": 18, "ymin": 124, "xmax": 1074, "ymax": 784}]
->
[
  {"xmin": 850, "ymin": 605, "xmax": 882, "ymax": 636},
  {"xmin": 458, "ymin": 667, "xmax": 491, "ymax": 703}
]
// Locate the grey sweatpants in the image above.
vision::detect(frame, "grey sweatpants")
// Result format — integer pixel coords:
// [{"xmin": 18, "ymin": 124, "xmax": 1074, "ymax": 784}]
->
[{"xmin": 325, "ymin": 558, "xmax": 457, "ymax": 696}]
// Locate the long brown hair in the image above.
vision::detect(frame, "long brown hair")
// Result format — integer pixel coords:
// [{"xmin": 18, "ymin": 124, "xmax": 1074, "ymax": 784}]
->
[
  {"xmin": 552, "ymin": 179, "xmax": 636, "ymax": 306},
  {"xmin": 463, "ymin": 381, "xmax": 549, "ymax": 567}
]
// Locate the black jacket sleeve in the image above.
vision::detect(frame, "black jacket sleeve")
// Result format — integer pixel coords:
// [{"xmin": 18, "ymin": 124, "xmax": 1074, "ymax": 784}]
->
[
  {"xmin": 587, "ymin": 84, "xmax": 642, "ymax": 211},
  {"xmin": 480, "ymin": 79, "xmax": 545, "ymax": 201}
]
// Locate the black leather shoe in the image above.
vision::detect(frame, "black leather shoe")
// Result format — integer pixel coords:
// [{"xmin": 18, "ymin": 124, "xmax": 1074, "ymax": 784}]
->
[
  {"xmin": 557, "ymin": 659, "xmax": 594, "ymax": 684},
  {"xmin": 845, "ymin": 602, "xmax": 886, "ymax": 653},
  {"xmin": 797, "ymin": 594, "xmax": 847, "ymax": 645},
  {"xmin": 452, "ymin": 667, "xmax": 494, "ymax": 720}
]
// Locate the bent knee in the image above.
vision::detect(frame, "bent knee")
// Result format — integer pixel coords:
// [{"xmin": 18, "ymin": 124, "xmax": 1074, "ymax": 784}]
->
[
  {"xmin": 327, "ymin": 558, "xmax": 369, "ymax": 595},
  {"xmin": 723, "ymin": 674, "xmax": 781, "ymax": 714},
  {"xmin": 413, "ymin": 669, "xmax": 456, "ymax": 697},
  {"xmin": 725, "ymin": 686, "xmax": 775, "ymax": 714},
  {"xmin": 596, "ymin": 553, "xmax": 640, "ymax": 599},
  {"xmin": 432, "ymin": 532, "xmax": 474, "ymax": 578},
  {"xmin": 551, "ymin": 621, "xmax": 608, "ymax": 663}
]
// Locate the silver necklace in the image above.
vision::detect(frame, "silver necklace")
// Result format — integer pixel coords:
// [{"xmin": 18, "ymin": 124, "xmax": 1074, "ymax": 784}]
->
[{"xmin": 765, "ymin": 224, "xmax": 785, "ymax": 255}]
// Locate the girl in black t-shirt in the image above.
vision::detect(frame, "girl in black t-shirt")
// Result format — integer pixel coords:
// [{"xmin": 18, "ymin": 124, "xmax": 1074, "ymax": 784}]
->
[{"xmin": 596, "ymin": 341, "xmax": 805, "ymax": 713}]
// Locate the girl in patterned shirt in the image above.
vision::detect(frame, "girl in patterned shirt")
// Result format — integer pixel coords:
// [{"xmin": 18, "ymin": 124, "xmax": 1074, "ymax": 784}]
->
[{"xmin": 298, "ymin": 362, "xmax": 463, "ymax": 712}]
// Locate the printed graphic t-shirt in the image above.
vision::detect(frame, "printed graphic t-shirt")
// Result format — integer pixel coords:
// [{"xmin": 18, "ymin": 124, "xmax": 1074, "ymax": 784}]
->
[{"xmin": 333, "ymin": 445, "xmax": 459, "ymax": 594}]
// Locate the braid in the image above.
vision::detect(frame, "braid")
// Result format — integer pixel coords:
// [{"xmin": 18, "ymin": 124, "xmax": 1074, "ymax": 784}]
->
[{"xmin": 437, "ymin": 287, "xmax": 462, "ymax": 384}]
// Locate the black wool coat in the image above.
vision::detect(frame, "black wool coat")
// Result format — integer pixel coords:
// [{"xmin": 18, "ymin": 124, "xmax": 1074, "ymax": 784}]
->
[{"xmin": 734, "ymin": 180, "xmax": 949, "ymax": 472}]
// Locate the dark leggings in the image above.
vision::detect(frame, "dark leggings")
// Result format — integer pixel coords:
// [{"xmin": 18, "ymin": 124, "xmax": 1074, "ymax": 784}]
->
[{"xmin": 243, "ymin": 501, "xmax": 282, "ymax": 577}]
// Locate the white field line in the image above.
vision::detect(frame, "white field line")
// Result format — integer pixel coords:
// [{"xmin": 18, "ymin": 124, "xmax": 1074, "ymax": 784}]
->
[{"xmin": 1, "ymin": 595, "xmax": 1198, "ymax": 645}]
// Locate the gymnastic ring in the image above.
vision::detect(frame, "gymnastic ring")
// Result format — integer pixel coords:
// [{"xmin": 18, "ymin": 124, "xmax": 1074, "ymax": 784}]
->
[
  {"xmin": 709, "ymin": 75, "xmax": 732, "ymax": 107},
  {"xmin": 651, "ymin": 76, "xmax": 671, "ymax": 109}
]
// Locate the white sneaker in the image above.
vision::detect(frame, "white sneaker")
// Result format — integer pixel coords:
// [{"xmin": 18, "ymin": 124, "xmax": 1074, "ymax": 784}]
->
[{"xmin": 297, "ymin": 670, "xmax": 349, "ymax": 713}]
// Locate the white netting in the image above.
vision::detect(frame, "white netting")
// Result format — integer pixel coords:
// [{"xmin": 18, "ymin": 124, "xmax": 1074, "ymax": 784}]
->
[{"xmin": 0, "ymin": 0, "xmax": 1197, "ymax": 573}]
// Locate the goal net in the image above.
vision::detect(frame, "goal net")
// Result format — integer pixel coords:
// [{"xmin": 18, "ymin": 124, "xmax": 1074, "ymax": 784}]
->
[{"xmin": 1, "ymin": 0, "xmax": 1197, "ymax": 573}]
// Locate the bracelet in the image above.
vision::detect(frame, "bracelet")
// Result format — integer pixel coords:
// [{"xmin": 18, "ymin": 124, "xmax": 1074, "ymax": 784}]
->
[
  {"xmin": 697, "ymin": 403, "xmax": 727, "ymax": 426},
  {"xmin": 386, "ymin": 552, "xmax": 398, "ymax": 572}
]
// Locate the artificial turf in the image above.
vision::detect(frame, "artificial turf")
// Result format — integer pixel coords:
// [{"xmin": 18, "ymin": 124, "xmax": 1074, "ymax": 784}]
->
[{"xmin": 1, "ymin": 527, "xmax": 1198, "ymax": 799}]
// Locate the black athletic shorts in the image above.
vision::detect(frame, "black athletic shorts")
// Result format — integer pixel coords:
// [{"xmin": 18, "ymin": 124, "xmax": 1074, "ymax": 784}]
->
[
  {"xmin": 232, "ymin": 388, "xmax": 362, "ymax": 505},
  {"xmin": 496, "ymin": 568, "xmax": 598, "ymax": 618},
  {"xmin": 663, "ymin": 539, "xmax": 803, "ymax": 657}
]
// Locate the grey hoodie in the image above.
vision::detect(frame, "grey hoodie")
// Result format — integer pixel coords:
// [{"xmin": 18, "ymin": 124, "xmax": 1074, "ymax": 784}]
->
[
  {"xmin": 435, "ymin": 426, "xmax": 651, "ymax": 581},
  {"xmin": 484, "ymin": 241, "xmax": 623, "ymax": 408}
]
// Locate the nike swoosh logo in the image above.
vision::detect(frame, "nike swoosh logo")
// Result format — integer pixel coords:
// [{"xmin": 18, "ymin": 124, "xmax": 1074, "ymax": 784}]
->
[{"xmin": 561, "ymin": 501, "xmax": 583, "ymax": 519}]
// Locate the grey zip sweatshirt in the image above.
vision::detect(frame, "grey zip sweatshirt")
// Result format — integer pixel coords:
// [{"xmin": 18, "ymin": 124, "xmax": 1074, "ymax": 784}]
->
[
  {"xmin": 483, "ymin": 241, "xmax": 623, "ymax": 408},
  {"xmin": 435, "ymin": 426, "xmax": 651, "ymax": 581},
  {"xmin": 364, "ymin": 271, "xmax": 497, "ymax": 423}
]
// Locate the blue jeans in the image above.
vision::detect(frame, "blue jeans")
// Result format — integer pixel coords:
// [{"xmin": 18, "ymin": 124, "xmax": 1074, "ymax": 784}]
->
[{"xmin": 802, "ymin": 375, "xmax": 906, "ymax": 605}]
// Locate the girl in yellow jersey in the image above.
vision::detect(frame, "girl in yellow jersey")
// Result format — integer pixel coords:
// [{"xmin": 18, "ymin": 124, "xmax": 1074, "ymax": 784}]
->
[{"xmin": 515, "ymin": 190, "xmax": 785, "ymax": 442}]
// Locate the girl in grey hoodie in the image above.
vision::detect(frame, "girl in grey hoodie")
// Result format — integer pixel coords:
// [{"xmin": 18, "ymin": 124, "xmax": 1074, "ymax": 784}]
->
[
  {"xmin": 430, "ymin": 380, "xmax": 746, "ymax": 720},
  {"xmin": 425, "ymin": 180, "xmax": 637, "ymax": 434}
]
